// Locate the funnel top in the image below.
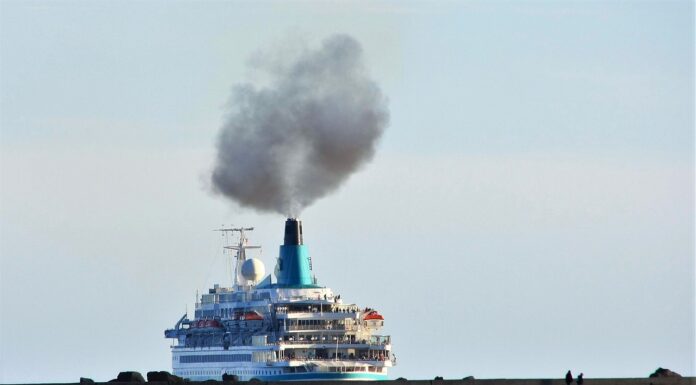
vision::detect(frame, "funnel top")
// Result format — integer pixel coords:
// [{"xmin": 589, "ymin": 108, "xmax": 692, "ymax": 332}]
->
[{"xmin": 284, "ymin": 218, "xmax": 303, "ymax": 245}]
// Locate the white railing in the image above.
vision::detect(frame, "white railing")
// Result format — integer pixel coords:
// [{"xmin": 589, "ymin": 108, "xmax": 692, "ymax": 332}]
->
[{"xmin": 275, "ymin": 335, "xmax": 390, "ymax": 346}]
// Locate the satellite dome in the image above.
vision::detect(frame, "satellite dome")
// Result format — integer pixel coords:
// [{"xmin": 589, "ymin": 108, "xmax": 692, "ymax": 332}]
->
[{"xmin": 241, "ymin": 258, "xmax": 265, "ymax": 283}]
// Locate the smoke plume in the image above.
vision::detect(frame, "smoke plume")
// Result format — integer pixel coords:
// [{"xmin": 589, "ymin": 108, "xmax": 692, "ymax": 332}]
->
[{"xmin": 211, "ymin": 34, "xmax": 389, "ymax": 217}]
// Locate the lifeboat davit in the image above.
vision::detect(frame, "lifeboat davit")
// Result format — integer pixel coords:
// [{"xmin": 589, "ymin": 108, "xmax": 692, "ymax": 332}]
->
[
  {"xmin": 242, "ymin": 311, "xmax": 264, "ymax": 321},
  {"xmin": 364, "ymin": 311, "xmax": 384, "ymax": 321}
]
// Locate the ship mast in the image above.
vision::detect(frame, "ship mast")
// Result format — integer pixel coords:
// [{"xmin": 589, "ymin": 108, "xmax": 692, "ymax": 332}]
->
[{"xmin": 215, "ymin": 226, "xmax": 260, "ymax": 289}]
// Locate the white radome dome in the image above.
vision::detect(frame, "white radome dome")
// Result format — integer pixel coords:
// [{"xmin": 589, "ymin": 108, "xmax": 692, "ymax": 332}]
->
[{"xmin": 241, "ymin": 258, "xmax": 265, "ymax": 283}]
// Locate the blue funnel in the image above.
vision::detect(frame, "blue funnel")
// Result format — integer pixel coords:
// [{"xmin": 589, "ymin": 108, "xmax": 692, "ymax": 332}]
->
[{"xmin": 276, "ymin": 219, "xmax": 318, "ymax": 288}]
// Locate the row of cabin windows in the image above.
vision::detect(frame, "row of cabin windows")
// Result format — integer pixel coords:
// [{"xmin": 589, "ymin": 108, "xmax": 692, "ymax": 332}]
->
[
  {"xmin": 179, "ymin": 369, "xmax": 282, "ymax": 377},
  {"xmin": 180, "ymin": 370, "xmax": 218, "ymax": 377},
  {"xmin": 179, "ymin": 354, "xmax": 251, "ymax": 363},
  {"xmin": 328, "ymin": 366, "xmax": 385, "ymax": 373},
  {"xmin": 229, "ymin": 369, "xmax": 282, "ymax": 376},
  {"xmin": 279, "ymin": 319, "xmax": 346, "ymax": 329},
  {"xmin": 291, "ymin": 319, "xmax": 342, "ymax": 326}
]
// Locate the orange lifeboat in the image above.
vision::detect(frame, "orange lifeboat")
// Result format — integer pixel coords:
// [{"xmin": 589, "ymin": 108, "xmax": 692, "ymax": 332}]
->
[
  {"xmin": 242, "ymin": 311, "xmax": 264, "ymax": 321},
  {"xmin": 364, "ymin": 311, "xmax": 384, "ymax": 321}
]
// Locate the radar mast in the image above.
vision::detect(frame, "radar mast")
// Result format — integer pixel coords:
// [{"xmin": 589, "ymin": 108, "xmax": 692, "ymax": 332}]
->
[{"xmin": 215, "ymin": 227, "xmax": 260, "ymax": 289}]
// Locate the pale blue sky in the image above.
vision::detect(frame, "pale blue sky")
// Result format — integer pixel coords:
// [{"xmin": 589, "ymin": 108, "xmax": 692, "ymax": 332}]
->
[{"xmin": 1, "ymin": 1, "xmax": 694, "ymax": 382}]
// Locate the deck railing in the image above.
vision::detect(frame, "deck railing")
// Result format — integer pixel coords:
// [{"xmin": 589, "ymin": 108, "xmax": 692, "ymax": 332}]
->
[
  {"xmin": 284, "ymin": 324, "xmax": 349, "ymax": 331},
  {"xmin": 276, "ymin": 335, "xmax": 390, "ymax": 346}
]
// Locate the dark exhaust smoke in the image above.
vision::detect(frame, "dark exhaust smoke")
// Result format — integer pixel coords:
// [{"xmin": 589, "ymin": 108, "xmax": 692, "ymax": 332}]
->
[{"xmin": 211, "ymin": 34, "xmax": 389, "ymax": 217}]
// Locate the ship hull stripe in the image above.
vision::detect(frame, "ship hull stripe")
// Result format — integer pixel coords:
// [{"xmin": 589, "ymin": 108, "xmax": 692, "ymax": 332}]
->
[{"xmin": 184, "ymin": 372, "xmax": 387, "ymax": 381}]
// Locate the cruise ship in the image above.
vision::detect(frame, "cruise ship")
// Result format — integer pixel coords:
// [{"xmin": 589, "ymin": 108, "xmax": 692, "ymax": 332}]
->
[{"xmin": 164, "ymin": 219, "xmax": 395, "ymax": 381}]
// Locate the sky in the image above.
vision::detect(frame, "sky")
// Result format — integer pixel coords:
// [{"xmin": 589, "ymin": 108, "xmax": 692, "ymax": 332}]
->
[{"xmin": 0, "ymin": 0, "xmax": 694, "ymax": 382}]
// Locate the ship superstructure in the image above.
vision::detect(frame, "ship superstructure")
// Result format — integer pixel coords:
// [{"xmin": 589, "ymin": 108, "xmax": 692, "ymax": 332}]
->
[{"xmin": 164, "ymin": 219, "xmax": 395, "ymax": 381}]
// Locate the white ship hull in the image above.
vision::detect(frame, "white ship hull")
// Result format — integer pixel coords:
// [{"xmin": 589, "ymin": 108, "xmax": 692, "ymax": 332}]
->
[{"xmin": 172, "ymin": 346, "xmax": 390, "ymax": 381}]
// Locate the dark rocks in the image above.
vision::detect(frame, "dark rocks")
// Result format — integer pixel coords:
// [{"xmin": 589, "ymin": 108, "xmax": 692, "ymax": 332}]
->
[
  {"xmin": 80, "ymin": 378, "xmax": 95, "ymax": 384},
  {"xmin": 221, "ymin": 374, "xmax": 239, "ymax": 383},
  {"xmin": 146, "ymin": 372, "xmax": 166, "ymax": 382},
  {"xmin": 396, "ymin": 378, "xmax": 408, "ymax": 382},
  {"xmin": 650, "ymin": 368, "xmax": 682, "ymax": 378},
  {"xmin": 147, "ymin": 371, "xmax": 184, "ymax": 383},
  {"xmin": 109, "ymin": 371, "xmax": 146, "ymax": 383},
  {"xmin": 463, "ymin": 376, "xmax": 475, "ymax": 381},
  {"xmin": 434, "ymin": 376, "xmax": 444, "ymax": 380}
]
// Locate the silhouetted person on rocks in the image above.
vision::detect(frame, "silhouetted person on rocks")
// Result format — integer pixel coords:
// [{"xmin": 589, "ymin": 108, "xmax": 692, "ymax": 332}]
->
[
  {"xmin": 565, "ymin": 370, "xmax": 574, "ymax": 385},
  {"xmin": 577, "ymin": 373, "xmax": 584, "ymax": 385}
]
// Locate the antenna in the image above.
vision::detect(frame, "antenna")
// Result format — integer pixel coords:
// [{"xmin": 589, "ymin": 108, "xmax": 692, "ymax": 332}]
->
[{"xmin": 214, "ymin": 226, "xmax": 261, "ymax": 288}]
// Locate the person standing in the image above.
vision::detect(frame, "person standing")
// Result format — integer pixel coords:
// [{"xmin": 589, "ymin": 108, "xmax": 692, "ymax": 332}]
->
[
  {"xmin": 565, "ymin": 370, "xmax": 574, "ymax": 385},
  {"xmin": 577, "ymin": 373, "xmax": 584, "ymax": 385}
]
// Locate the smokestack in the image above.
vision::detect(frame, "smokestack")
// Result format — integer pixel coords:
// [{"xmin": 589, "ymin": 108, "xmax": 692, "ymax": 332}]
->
[
  {"xmin": 276, "ymin": 218, "xmax": 315, "ymax": 288},
  {"xmin": 283, "ymin": 218, "xmax": 303, "ymax": 245}
]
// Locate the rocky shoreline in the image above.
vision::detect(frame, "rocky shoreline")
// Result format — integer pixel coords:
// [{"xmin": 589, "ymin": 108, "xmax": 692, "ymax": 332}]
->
[{"xmin": 5, "ymin": 369, "xmax": 694, "ymax": 385}]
